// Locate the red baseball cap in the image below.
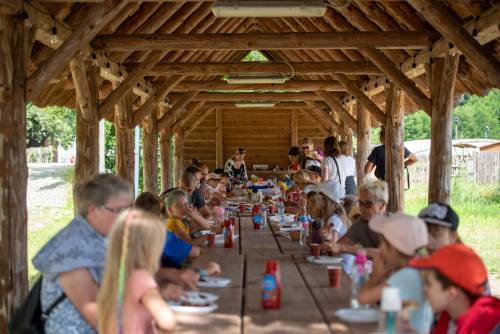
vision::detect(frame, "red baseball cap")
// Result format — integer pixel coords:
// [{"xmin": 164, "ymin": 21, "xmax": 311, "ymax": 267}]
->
[{"xmin": 410, "ymin": 243, "xmax": 487, "ymax": 295}]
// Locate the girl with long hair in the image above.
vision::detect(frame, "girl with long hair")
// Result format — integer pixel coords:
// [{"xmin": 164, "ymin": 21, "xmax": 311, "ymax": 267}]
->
[{"xmin": 322, "ymin": 136, "xmax": 346, "ymax": 187}]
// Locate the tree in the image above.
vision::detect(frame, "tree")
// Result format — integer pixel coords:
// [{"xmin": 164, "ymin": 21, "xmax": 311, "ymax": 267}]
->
[{"xmin": 26, "ymin": 103, "xmax": 76, "ymax": 148}]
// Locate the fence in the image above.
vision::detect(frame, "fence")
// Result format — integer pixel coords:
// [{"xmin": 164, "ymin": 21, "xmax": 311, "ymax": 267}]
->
[{"xmin": 27, "ymin": 147, "xmax": 57, "ymax": 163}]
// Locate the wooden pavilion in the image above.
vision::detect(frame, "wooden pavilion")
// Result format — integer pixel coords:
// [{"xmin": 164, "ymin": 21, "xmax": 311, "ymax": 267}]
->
[{"xmin": 1, "ymin": 0, "xmax": 499, "ymax": 328}]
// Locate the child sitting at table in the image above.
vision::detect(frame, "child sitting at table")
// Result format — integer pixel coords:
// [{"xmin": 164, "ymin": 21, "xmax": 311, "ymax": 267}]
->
[
  {"xmin": 358, "ymin": 214, "xmax": 433, "ymax": 334},
  {"xmin": 303, "ymin": 160, "xmax": 322, "ymax": 185},
  {"xmin": 418, "ymin": 202, "xmax": 461, "ymax": 254},
  {"xmin": 97, "ymin": 209, "xmax": 176, "ymax": 334},
  {"xmin": 217, "ymin": 171, "xmax": 230, "ymax": 193},
  {"xmin": 288, "ymin": 146, "xmax": 302, "ymax": 173},
  {"xmin": 410, "ymin": 244, "xmax": 500, "ymax": 334}
]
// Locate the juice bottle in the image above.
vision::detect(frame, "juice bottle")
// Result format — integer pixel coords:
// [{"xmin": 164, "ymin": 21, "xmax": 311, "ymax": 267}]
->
[
  {"xmin": 223, "ymin": 219, "xmax": 233, "ymax": 248},
  {"xmin": 262, "ymin": 260, "xmax": 281, "ymax": 309},
  {"xmin": 252, "ymin": 205, "xmax": 262, "ymax": 230}
]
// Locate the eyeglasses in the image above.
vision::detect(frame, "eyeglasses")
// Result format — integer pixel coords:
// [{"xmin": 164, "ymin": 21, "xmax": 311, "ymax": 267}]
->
[
  {"xmin": 358, "ymin": 200, "xmax": 383, "ymax": 208},
  {"xmin": 101, "ymin": 205, "xmax": 131, "ymax": 214}
]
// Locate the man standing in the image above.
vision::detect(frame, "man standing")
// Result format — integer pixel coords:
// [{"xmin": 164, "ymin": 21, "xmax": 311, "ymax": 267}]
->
[{"xmin": 364, "ymin": 127, "xmax": 418, "ymax": 181}]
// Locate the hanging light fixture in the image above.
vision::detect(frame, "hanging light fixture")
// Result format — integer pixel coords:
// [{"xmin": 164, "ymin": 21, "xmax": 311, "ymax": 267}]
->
[
  {"xmin": 235, "ymin": 102, "xmax": 276, "ymax": 108},
  {"xmin": 212, "ymin": 1, "xmax": 327, "ymax": 18},
  {"xmin": 226, "ymin": 75, "xmax": 289, "ymax": 84}
]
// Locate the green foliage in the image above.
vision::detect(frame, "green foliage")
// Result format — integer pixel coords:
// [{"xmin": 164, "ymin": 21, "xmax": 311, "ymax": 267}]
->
[
  {"xmin": 104, "ymin": 121, "xmax": 116, "ymax": 173},
  {"xmin": 241, "ymin": 50, "xmax": 268, "ymax": 62},
  {"xmin": 404, "ymin": 110, "xmax": 431, "ymax": 141},
  {"xmin": 26, "ymin": 103, "xmax": 76, "ymax": 148}
]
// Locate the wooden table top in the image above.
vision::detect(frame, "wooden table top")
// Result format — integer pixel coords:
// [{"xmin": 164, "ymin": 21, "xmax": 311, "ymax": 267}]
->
[{"xmin": 172, "ymin": 215, "xmax": 379, "ymax": 334}]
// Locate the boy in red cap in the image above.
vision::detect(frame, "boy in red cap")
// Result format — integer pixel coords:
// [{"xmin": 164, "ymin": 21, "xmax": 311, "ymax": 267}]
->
[{"xmin": 410, "ymin": 244, "xmax": 500, "ymax": 334}]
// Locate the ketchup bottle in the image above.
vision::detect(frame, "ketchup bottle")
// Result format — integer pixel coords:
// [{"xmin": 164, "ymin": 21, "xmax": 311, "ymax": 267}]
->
[
  {"xmin": 252, "ymin": 205, "xmax": 262, "ymax": 230},
  {"xmin": 223, "ymin": 219, "xmax": 233, "ymax": 248},
  {"xmin": 262, "ymin": 260, "xmax": 281, "ymax": 309}
]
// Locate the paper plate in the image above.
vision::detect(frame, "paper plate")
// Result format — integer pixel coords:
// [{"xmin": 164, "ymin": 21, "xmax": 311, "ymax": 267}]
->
[
  {"xmin": 181, "ymin": 291, "xmax": 219, "ymax": 304},
  {"xmin": 306, "ymin": 256, "xmax": 343, "ymax": 265},
  {"xmin": 197, "ymin": 276, "xmax": 231, "ymax": 288},
  {"xmin": 169, "ymin": 303, "xmax": 218, "ymax": 314},
  {"xmin": 280, "ymin": 225, "xmax": 302, "ymax": 232},
  {"xmin": 335, "ymin": 308, "xmax": 379, "ymax": 323},
  {"xmin": 268, "ymin": 214, "xmax": 295, "ymax": 224}
]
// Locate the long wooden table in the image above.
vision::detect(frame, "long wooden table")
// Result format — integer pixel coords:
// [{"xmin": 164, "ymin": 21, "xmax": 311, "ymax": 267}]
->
[{"xmin": 174, "ymin": 214, "xmax": 379, "ymax": 334}]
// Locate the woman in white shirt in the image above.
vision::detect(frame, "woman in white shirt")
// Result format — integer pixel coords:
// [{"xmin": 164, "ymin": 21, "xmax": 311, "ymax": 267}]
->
[
  {"xmin": 339, "ymin": 141, "xmax": 356, "ymax": 195},
  {"xmin": 321, "ymin": 136, "xmax": 346, "ymax": 187}
]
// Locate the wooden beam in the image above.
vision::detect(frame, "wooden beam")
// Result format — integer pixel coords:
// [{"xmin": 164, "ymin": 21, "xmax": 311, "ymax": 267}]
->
[
  {"xmin": 0, "ymin": 14, "xmax": 28, "ymax": 328},
  {"xmin": 114, "ymin": 91, "xmax": 135, "ymax": 186},
  {"xmin": 92, "ymin": 31, "xmax": 436, "ymax": 51},
  {"xmin": 172, "ymin": 80, "xmax": 345, "ymax": 92},
  {"xmin": 171, "ymin": 101, "xmax": 206, "ymax": 132},
  {"xmin": 216, "ymin": 109, "xmax": 223, "ymax": 168},
  {"xmin": 132, "ymin": 75, "xmax": 184, "ymax": 126},
  {"xmin": 304, "ymin": 101, "xmax": 341, "ymax": 132},
  {"xmin": 428, "ymin": 54, "xmax": 460, "ymax": 204},
  {"xmin": 201, "ymin": 101, "xmax": 329, "ymax": 110},
  {"xmin": 142, "ymin": 114, "xmax": 158, "ymax": 193},
  {"xmin": 26, "ymin": 0, "xmax": 127, "ymax": 101},
  {"xmin": 316, "ymin": 91, "xmax": 357, "ymax": 131},
  {"xmin": 159, "ymin": 129, "xmax": 171, "ymax": 191},
  {"xmin": 0, "ymin": 0, "xmax": 22, "ymax": 15},
  {"xmin": 157, "ymin": 92, "xmax": 199, "ymax": 131},
  {"xmin": 408, "ymin": 0, "xmax": 500, "ymax": 87},
  {"xmin": 334, "ymin": 73, "xmax": 385, "ymax": 123},
  {"xmin": 355, "ymin": 103, "xmax": 371, "ymax": 185},
  {"xmin": 142, "ymin": 61, "xmax": 381, "ymax": 76},
  {"xmin": 385, "ymin": 84, "xmax": 405, "ymax": 213},
  {"xmin": 290, "ymin": 110, "xmax": 298, "ymax": 147},
  {"xmin": 69, "ymin": 55, "xmax": 92, "ymax": 119},
  {"xmin": 185, "ymin": 109, "xmax": 213, "ymax": 136},
  {"xmin": 192, "ymin": 92, "xmax": 322, "ymax": 102}
]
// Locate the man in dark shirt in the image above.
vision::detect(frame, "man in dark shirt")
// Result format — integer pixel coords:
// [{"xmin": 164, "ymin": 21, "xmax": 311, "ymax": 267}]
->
[{"xmin": 364, "ymin": 127, "xmax": 417, "ymax": 181}]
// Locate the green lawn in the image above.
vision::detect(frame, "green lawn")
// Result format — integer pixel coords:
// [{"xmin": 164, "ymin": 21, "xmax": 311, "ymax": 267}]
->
[{"xmin": 405, "ymin": 180, "xmax": 500, "ymax": 279}]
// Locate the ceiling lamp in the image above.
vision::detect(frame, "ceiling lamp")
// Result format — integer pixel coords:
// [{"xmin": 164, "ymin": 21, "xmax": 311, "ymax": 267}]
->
[
  {"xmin": 226, "ymin": 75, "xmax": 289, "ymax": 84},
  {"xmin": 235, "ymin": 102, "xmax": 276, "ymax": 108},
  {"xmin": 212, "ymin": 1, "xmax": 327, "ymax": 18}
]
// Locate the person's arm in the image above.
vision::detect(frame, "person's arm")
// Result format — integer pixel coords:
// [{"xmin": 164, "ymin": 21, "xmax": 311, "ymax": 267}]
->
[
  {"xmin": 156, "ymin": 268, "xmax": 200, "ymax": 291},
  {"xmin": 357, "ymin": 253, "xmax": 387, "ymax": 305},
  {"xmin": 364, "ymin": 161, "xmax": 375, "ymax": 174},
  {"xmin": 59, "ymin": 268, "xmax": 99, "ymax": 329},
  {"xmin": 185, "ymin": 205, "xmax": 210, "ymax": 229},
  {"xmin": 404, "ymin": 153, "xmax": 418, "ymax": 167},
  {"xmin": 241, "ymin": 161, "xmax": 248, "ymax": 181},
  {"xmin": 197, "ymin": 205, "xmax": 211, "ymax": 220},
  {"xmin": 142, "ymin": 288, "xmax": 176, "ymax": 332}
]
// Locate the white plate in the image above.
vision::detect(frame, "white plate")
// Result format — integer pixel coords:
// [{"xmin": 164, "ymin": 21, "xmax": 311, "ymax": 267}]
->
[
  {"xmin": 197, "ymin": 277, "xmax": 231, "ymax": 288},
  {"xmin": 335, "ymin": 308, "xmax": 379, "ymax": 323},
  {"xmin": 199, "ymin": 230, "xmax": 213, "ymax": 236},
  {"xmin": 181, "ymin": 291, "xmax": 219, "ymax": 304},
  {"xmin": 306, "ymin": 256, "xmax": 343, "ymax": 265},
  {"xmin": 169, "ymin": 303, "xmax": 218, "ymax": 314},
  {"xmin": 280, "ymin": 225, "xmax": 301, "ymax": 232},
  {"xmin": 268, "ymin": 214, "xmax": 295, "ymax": 224}
]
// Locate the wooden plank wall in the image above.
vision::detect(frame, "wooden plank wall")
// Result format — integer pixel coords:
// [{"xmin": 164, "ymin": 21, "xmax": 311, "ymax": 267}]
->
[{"xmin": 182, "ymin": 108, "xmax": 339, "ymax": 171}]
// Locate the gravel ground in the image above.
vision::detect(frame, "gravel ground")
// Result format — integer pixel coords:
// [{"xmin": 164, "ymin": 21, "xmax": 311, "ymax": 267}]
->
[{"xmin": 27, "ymin": 163, "xmax": 73, "ymax": 229}]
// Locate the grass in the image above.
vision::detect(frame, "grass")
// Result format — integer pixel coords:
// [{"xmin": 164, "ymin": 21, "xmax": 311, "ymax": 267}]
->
[
  {"xmin": 405, "ymin": 179, "xmax": 500, "ymax": 279},
  {"xmin": 27, "ymin": 167, "xmax": 74, "ymax": 284}
]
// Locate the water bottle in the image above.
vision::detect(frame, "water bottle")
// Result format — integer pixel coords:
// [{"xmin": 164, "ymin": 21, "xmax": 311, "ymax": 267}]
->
[
  {"xmin": 299, "ymin": 215, "xmax": 309, "ymax": 246},
  {"xmin": 262, "ymin": 205, "xmax": 267, "ymax": 229},
  {"xmin": 350, "ymin": 250, "xmax": 369, "ymax": 308},
  {"xmin": 277, "ymin": 199, "xmax": 285, "ymax": 225}
]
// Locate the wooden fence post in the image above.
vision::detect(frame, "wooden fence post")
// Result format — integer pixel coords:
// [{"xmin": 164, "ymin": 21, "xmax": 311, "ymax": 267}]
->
[
  {"xmin": 385, "ymin": 84, "xmax": 405, "ymax": 213},
  {"xmin": 428, "ymin": 54, "xmax": 460, "ymax": 204},
  {"xmin": 355, "ymin": 102, "xmax": 371, "ymax": 185},
  {"xmin": 114, "ymin": 91, "xmax": 134, "ymax": 187},
  {"xmin": 0, "ymin": 13, "xmax": 29, "ymax": 328},
  {"xmin": 142, "ymin": 113, "xmax": 158, "ymax": 193},
  {"xmin": 159, "ymin": 129, "xmax": 171, "ymax": 191}
]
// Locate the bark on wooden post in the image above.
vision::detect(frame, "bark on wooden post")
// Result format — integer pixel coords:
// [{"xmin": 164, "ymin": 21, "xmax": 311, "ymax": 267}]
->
[
  {"xmin": 174, "ymin": 128, "xmax": 184, "ymax": 185},
  {"xmin": 385, "ymin": 84, "xmax": 406, "ymax": 213},
  {"xmin": 355, "ymin": 102, "xmax": 371, "ymax": 185},
  {"xmin": 142, "ymin": 113, "xmax": 158, "ymax": 193},
  {"xmin": 428, "ymin": 54, "xmax": 460, "ymax": 204},
  {"xmin": 291, "ymin": 110, "xmax": 298, "ymax": 146},
  {"xmin": 114, "ymin": 91, "xmax": 134, "ymax": 186},
  {"xmin": 0, "ymin": 14, "xmax": 29, "ymax": 328},
  {"xmin": 216, "ymin": 109, "xmax": 223, "ymax": 168},
  {"xmin": 71, "ymin": 58, "xmax": 100, "ymax": 185},
  {"xmin": 159, "ymin": 129, "xmax": 171, "ymax": 191}
]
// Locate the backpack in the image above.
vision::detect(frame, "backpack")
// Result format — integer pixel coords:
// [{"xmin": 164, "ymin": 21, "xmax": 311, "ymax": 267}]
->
[{"xmin": 8, "ymin": 277, "xmax": 66, "ymax": 334}]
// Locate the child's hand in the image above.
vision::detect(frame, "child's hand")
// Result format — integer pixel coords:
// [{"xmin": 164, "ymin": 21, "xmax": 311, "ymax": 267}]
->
[
  {"xmin": 179, "ymin": 269, "xmax": 200, "ymax": 291},
  {"xmin": 161, "ymin": 283, "xmax": 184, "ymax": 301},
  {"xmin": 203, "ymin": 262, "xmax": 221, "ymax": 276},
  {"xmin": 320, "ymin": 224, "xmax": 333, "ymax": 242},
  {"xmin": 321, "ymin": 241, "xmax": 342, "ymax": 254},
  {"xmin": 185, "ymin": 205, "xmax": 196, "ymax": 217}
]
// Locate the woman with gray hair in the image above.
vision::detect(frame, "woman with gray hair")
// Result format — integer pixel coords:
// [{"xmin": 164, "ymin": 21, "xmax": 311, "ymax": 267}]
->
[
  {"xmin": 32, "ymin": 174, "xmax": 133, "ymax": 334},
  {"xmin": 322, "ymin": 179, "xmax": 388, "ymax": 258}
]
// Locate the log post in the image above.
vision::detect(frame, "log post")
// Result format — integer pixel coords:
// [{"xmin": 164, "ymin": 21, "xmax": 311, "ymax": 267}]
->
[
  {"xmin": 142, "ymin": 113, "xmax": 158, "ymax": 193},
  {"xmin": 70, "ymin": 58, "xmax": 100, "ymax": 185},
  {"xmin": 291, "ymin": 110, "xmax": 298, "ymax": 147},
  {"xmin": 114, "ymin": 91, "xmax": 135, "ymax": 187},
  {"xmin": 174, "ymin": 128, "xmax": 184, "ymax": 186},
  {"xmin": 428, "ymin": 54, "xmax": 460, "ymax": 204},
  {"xmin": 159, "ymin": 129, "xmax": 171, "ymax": 191},
  {"xmin": 0, "ymin": 13, "xmax": 29, "ymax": 328},
  {"xmin": 216, "ymin": 109, "xmax": 223, "ymax": 168},
  {"xmin": 355, "ymin": 102, "xmax": 371, "ymax": 185},
  {"xmin": 385, "ymin": 84, "xmax": 406, "ymax": 213}
]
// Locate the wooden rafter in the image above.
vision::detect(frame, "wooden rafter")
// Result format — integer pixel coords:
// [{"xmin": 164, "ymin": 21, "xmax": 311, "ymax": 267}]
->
[
  {"xmin": 316, "ymin": 91, "xmax": 357, "ymax": 131},
  {"xmin": 157, "ymin": 92, "xmax": 199, "ymax": 131},
  {"xmin": 170, "ymin": 80, "xmax": 345, "ymax": 92}
]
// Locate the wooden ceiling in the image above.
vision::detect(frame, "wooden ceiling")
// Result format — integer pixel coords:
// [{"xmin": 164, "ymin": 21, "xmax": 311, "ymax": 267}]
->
[{"xmin": 21, "ymin": 0, "xmax": 500, "ymax": 131}]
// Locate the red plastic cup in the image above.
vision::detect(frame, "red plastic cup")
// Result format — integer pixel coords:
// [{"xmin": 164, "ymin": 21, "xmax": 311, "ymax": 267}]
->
[
  {"xmin": 229, "ymin": 217, "xmax": 237, "ymax": 226},
  {"xmin": 327, "ymin": 265, "xmax": 342, "ymax": 288},
  {"xmin": 207, "ymin": 233, "xmax": 215, "ymax": 247},
  {"xmin": 310, "ymin": 243, "xmax": 320, "ymax": 259},
  {"xmin": 239, "ymin": 203, "xmax": 245, "ymax": 213},
  {"xmin": 268, "ymin": 205, "xmax": 275, "ymax": 215}
]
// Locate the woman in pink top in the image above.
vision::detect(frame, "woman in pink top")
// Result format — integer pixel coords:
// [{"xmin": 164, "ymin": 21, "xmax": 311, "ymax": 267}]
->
[{"xmin": 98, "ymin": 209, "xmax": 176, "ymax": 334}]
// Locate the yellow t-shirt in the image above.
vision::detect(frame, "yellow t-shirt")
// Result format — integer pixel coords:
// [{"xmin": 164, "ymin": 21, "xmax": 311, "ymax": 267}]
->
[{"xmin": 167, "ymin": 217, "xmax": 190, "ymax": 236}]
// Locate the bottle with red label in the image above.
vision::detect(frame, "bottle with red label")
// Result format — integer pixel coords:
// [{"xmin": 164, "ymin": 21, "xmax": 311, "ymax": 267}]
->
[
  {"xmin": 262, "ymin": 260, "xmax": 281, "ymax": 309},
  {"xmin": 252, "ymin": 204, "xmax": 262, "ymax": 230},
  {"xmin": 223, "ymin": 219, "xmax": 233, "ymax": 248}
]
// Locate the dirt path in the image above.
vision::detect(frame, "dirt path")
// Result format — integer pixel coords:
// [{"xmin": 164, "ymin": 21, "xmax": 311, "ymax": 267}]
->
[{"xmin": 27, "ymin": 163, "xmax": 74, "ymax": 230}]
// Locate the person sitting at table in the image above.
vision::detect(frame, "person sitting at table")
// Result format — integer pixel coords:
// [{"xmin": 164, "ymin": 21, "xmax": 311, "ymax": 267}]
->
[
  {"xmin": 339, "ymin": 141, "xmax": 356, "ymax": 196},
  {"xmin": 288, "ymin": 146, "xmax": 303, "ymax": 173},
  {"xmin": 97, "ymin": 209, "xmax": 177, "ymax": 334},
  {"xmin": 303, "ymin": 160, "xmax": 322, "ymax": 185},
  {"xmin": 224, "ymin": 148, "xmax": 248, "ymax": 185},
  {"xmin": 301, "ymin": 137, "xmax": 323, "ymax": 168},
  {"xmin": 322, "ymin": 180, "xmax": 386, "ymax": 259},
  {"xmin": 135, "ymin": 192, "xmax": 166, "ymax": 218},
  {"xmin": 358, "ymin": 214, "xmax": 433, "ymax": 334},
  {"xmin": 182, "ymin": 168, "xmax": 212, "ymax": 221},
  {"xmin": 216, "ymin": 171, "xmax": 230, "ymax": 193}
]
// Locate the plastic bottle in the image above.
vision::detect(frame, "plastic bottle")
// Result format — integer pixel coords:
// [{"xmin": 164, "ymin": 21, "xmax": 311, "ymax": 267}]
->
[
  {"xmin": 277, "ymin": 199, "xmax": 285, "ymax": 225},
  {"xmin": 299, "ymin": 215, "xmax": 309, "ymax": 246},
  {"xmin": 350, "ymin": 250, "xmax": 369, "ymax": 308},
  {"xmin": 223, "ymin": 219, "xmax": 234, "ymax": 248},
  {"xmin": 262, "ymin": 205, "xmax": 267, "ymax": 229},
  {"xmin": 252, "ymin": 205, "xmax": 262, "ymax": 230},
  {"xmin": 262, "ymin": 260, "xmax": 281, "ymax": 309}
]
